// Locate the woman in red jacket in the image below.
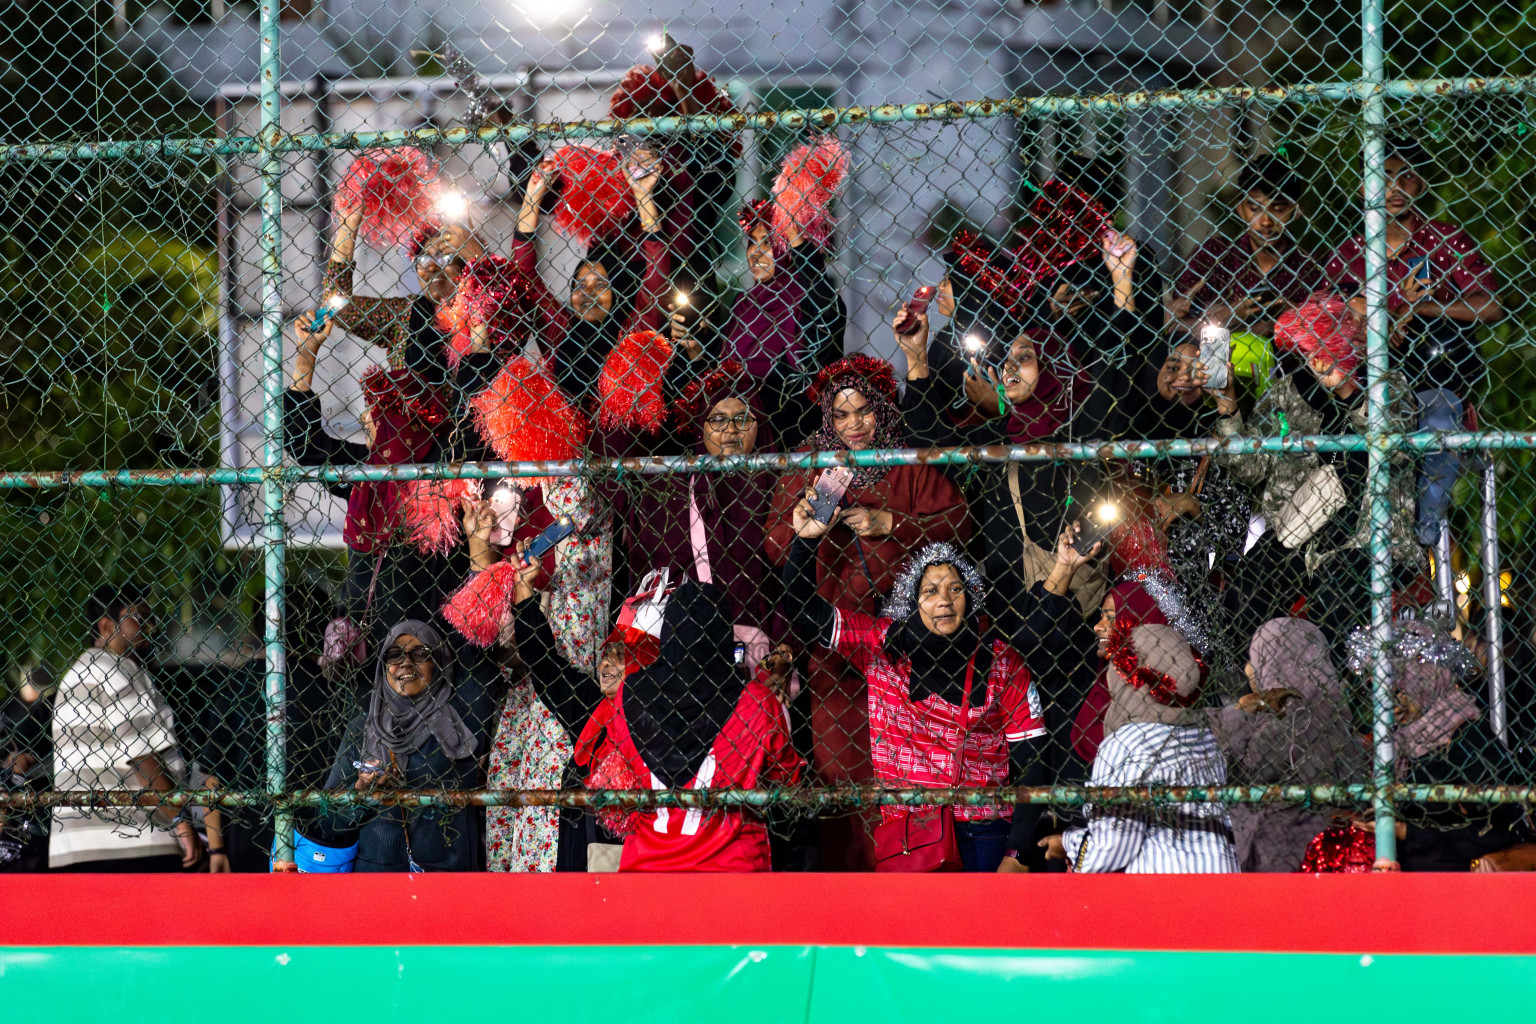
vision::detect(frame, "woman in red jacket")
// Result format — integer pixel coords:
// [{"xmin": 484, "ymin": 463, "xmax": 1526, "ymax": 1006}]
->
[{"xmin": 764, "ymin": 354, "xmax": 969, "ymax": 870}]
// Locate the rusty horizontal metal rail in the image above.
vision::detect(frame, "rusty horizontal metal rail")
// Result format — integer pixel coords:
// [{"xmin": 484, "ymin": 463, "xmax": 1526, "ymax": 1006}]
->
[
  {"xmin": 0, "ymin": 74, "xmax": 1530, "ymax": 162},
  {"xmin": 0, "ymin": 430, "xmax": 1531, "ymax": 489},
  {"xmin": 6, "ymin": 784, "xmax": 1535, "ymax": 811}
]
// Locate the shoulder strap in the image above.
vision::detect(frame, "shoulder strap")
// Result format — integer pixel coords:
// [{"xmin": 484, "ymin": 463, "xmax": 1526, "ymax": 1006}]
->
[
  {"xmin": 1007, "ymin": 461, "xmax": 1028, "ymax": 538},
  {"xmin": 953, "ymin": 648, "xmax": 978, "ymax": 786}
]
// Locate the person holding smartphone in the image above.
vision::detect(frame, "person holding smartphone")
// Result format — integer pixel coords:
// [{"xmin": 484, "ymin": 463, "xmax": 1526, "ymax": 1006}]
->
[
  {"xmin": 1171, "ymin": 155, "xmax": 1325, "ymax": 345},
  {"xmin": 1323, "ymin": 136, "xmax": 1503, "ymax": 546}
]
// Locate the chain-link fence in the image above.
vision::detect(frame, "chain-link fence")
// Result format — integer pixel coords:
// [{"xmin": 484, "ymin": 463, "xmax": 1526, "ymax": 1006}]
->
[{"xmin": 1, "ymin": 0, "xmax": 1534, "ymax": 874}]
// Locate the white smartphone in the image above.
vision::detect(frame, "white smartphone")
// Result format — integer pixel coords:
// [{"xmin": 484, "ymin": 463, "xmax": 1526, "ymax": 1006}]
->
[{"xmin": 1197, "ymin": 323, "xmax": 1231, "ymax": 391}]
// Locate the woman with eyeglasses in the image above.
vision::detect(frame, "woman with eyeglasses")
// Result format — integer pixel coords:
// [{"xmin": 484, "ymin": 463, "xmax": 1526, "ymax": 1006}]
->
[
  {"xmin": 605, "ymin": 361, "xmax": 782, "ymax": 663},
  {"xmin": 312, "ymin": 620, "xmax": 495, "ymax": 872}
]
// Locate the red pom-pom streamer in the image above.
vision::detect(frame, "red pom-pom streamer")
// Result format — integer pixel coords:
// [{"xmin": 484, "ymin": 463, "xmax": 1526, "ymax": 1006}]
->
[
  {"xmin": 358, "ymin": 365, "xmax": 448, "ymax": 428},
  {"xmin": 771, "ymin": 135, "xmax": 849, "ymax": 249},
  {"xmin": 1298, "ymin": 826, "xmax": 1376, "ymax": 873},
  {"xmin": 471, "ymin": 357, "xmax": 588, "ymax": 486},
  {"xmin": 609, "ymin": 63, "xmax": 737, "ymax": 121},
  {"xmin": 454, "ymin": 254, "xmax": 535, "ymax": 365},
  {"xmin": 586, "ymin": 743, "xmax": 647, "ymax": 837},
  {"xmin": 737, "ymin": 198, "xmax": 773, "ymax": 235},
  {"xmin": 1021, "ymin": 179, "xmax": 1111, "ymax": 279},
  {"xmin": 597, "ymin": 330, "xmax": 674, "ymax": 433},
  {"xmin": 1273, "ymin": 294, "xmax": 1363, "ymax": 379},
  {"xmin": 441, "ymin": 561, "xmax": 519, "ymax": 647},
  {"xmin": 807, "ymin": 352, "xmax": 898, "ymax": 407},
  {"xmin": 550, "ymin": 145, "xmax": 636, "ymax": 246},
  {"xmin": 333, "ymin": 147, "xmax": 441, "ymax": 249},
  {"xmin": 399, "ymin": 478, "xmax": 475, "ymax": 556}
]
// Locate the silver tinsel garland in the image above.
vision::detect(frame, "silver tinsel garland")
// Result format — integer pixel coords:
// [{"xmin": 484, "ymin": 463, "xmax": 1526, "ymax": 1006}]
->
[
  {"xmin": 1344, "ymin": 618, "xmax": 1480, "ymax": 679},
  {"xmin": 1125, "ymin": 564, "xmax": 1213, "ymax": 658}
]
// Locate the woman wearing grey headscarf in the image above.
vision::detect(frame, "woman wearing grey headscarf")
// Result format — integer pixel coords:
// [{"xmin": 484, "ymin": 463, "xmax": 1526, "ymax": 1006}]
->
[
  {"xmin": 1207, "ymin": 618, "xmax": 1365, "ymax": 872},
  {"xmin": 316, "ymin": 619, "xmax": 495, "ymax": 871}
]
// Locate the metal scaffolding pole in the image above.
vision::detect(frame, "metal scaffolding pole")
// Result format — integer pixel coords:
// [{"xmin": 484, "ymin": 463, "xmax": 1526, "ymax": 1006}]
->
[
  {"xmin": 257, "ymin": 0, "xmax": 291, "ymax": 867},
  {"xmin": 1361, "ymin": 0, "xmax": 1397, "ymax": 867}
]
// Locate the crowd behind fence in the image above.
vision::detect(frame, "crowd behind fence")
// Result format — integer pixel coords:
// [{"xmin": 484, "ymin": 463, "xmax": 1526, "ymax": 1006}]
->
[{"xmin": 3, "ymin": 0, "xmax": 1536, "ymax": 875}]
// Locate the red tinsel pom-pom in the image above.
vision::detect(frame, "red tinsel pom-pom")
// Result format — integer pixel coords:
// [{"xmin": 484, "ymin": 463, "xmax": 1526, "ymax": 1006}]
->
[
  {"xmin": 471, "ymin": 357, "xmax": 587, "ymax": 485},
  {"xmin": 442, "ymin": 561, "xmax": 519, "ymax": 648},
  {"xmin": 771, "ymin": 135, "xmax": 849, "ymax": 249},
  {"xmin": 1273, "ymin": 294, "xmax": 1363, "ymax": 377},
  {"xmin": 586, "ymin": 745, "xmax": 647, "ymax": 837},
  {"xmin": 807, "ymin": 352, "xmax": 898, "ymax": 407},
  {"xmin": 358, "ymin": 365, "xmax": 449, "ymax": 427},
  {"xmin": 550, "ymin": 145, "xmax": 636, "ymax": 246},
  {"xmin": 597, "ymin": 330, "xmax": 674, "ymax": 433},
  {"xmin": 1298, "ymin": 826, "xmax": 1376, "ymax": 873},
  {"xmin": 399, "ymin": 478, "xmax": 475, "ymax": 556},
  {"xmin": 457, "ymin": 255, "xmax": 534, "ymax": 353},
  {"xmin": 1022, "ymin": 178, "xmax": 1111, "ymax": 277},
  {"xmin": 609, "ymin": 63, "xmax": 737, "ymax": 121},
  {"xmin": 334, "ymin": 147, "xmax": 441, "ymax": 249},
  {"xmin": 737, "ymin": 198, "xmax": 774, "ymax": 235}
]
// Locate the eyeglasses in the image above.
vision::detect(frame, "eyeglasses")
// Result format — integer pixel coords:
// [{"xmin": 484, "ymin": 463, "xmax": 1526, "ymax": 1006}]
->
[
  {"xmin": 383, "ymin": 646, "xmax": 434, "ymax": 667},
  {"xmin": 704, "ymin": 412, "xmax": 757, "ymax": 431}
]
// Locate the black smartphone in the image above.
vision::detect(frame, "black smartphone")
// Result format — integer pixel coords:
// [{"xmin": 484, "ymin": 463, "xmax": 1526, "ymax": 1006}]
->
[
  {"xmin": 521, "ymin": 515, "xmax": 576, "ymax": 564},
  {"xmin": 1071, "ymin": 500, "xmax": 1121, "ymax": 556}
]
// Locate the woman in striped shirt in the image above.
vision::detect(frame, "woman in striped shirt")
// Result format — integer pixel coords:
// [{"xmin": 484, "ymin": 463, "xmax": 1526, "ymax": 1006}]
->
[{"xmin": 1043, "ymin": 623, "xmax": 1239, "ymax": 873}]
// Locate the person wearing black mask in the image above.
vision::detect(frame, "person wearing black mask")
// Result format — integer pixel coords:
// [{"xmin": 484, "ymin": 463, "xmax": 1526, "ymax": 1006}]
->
[{"xmin": 783, "ymin": 502, "xmax": 1054, "ymax": 873}]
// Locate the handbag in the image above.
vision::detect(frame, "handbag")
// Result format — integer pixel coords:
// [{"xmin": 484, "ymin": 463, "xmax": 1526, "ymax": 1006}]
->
[
  {"xmin": 872, "ymin": 652, "xmax": 977, "ymax": 873},
  {"xmin": 1007, "ymin": 463, "xmax": 1105, "ymax": 617},
  {"xmin": 1276, "ymin": 461, "xmax": 1348, "ymax": 550}
]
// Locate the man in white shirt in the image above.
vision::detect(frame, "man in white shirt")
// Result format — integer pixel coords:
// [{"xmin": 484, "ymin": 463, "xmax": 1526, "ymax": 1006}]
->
[{"xmin": 49, "ymin": 584, "xmax": 204, "ymax": 871}]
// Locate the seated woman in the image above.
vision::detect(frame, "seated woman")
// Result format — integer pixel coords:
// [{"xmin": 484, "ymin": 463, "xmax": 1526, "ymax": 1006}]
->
[
  {"xmin": 606, "ymin": 360, "xmax": 780, "ymax": 651},
  {"xmin": 1207, "ymin": 617, "xmax": 1364, "ymax": 872},
  {"xmin": 314, "ymin": 620, "xmax": 495, "ymax": 871},
  {"xmin": 589, "ymin": 579, "xmax": 804, "ymax": 872},
  {"xmin": 1043, "ymin": 623, "xmax": 1238, "ymax": 873},
  {"xmin": 782, "ymin": 503, "xmax": 1049, "ymax": 873}
]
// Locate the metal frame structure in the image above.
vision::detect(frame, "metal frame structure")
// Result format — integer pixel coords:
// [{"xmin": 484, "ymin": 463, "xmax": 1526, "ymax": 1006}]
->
[{"xmin": 0, "ymin": 0, "xmax": 1525, "ymax": 868}]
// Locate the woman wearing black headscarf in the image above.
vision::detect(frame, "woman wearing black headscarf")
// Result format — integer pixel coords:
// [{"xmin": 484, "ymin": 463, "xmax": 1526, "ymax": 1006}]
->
[
  {"xmin": 782, "ymin": 509, "xmax": 1051, "ymax": 872},
  {"xmin": 314, "ymin": 620, "xmax": 495, "ymax": 871},
  {"xmin": 592, "ymin": 579, "xmax": 804, "ymax": 871}
]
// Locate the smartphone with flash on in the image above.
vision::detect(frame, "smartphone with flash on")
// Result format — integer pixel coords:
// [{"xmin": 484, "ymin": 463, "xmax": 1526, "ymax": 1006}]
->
[
  {"xmin": 894, "ymin": 285, "xmax": 938, "ymax": 335},
  {"xmin": 807, "ymin": 467, "xmax": 854, "ymax": 524},
  {"xmin": 1197, "ymin": 323, "xmax": 1232, "ymax": 392}
]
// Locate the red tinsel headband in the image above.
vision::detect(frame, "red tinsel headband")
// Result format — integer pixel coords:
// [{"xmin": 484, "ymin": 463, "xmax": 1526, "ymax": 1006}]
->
[
  {"xmin": 738, "ymin": 199, "xmax": 774, "ymax": 235},
  {"xmin": 672, "ymin": 358, "xmax": 750, "ymax": 432},
  {"xmin": 1106, "ymin": 618, "xmax": 1205, "ymax": 708},
  {"xmin": 807, "ymin": 353, "xmax": 898, "ymax": 407}
]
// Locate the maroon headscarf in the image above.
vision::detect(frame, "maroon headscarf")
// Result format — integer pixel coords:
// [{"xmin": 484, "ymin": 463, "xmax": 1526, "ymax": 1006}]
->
[
  {"xmin": 1003, "ymin": 327, "xmax": 1092, "ymax": 444},
  {"xmin": 343, "ymin": 367, "xmax": 448, "ymax": 555},
  {"xmin": 1071, "ymin": 579, "xmax": 1169, "ymax": 762}
]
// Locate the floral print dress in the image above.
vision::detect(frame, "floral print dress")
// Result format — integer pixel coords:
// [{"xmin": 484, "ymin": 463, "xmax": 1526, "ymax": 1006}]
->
[{"xmin": 485, "ymin": 477, "xmax": 612, "ymax": 872}]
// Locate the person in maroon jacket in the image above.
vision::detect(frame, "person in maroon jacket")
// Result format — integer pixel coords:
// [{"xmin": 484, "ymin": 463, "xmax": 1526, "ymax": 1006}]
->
[
  {"xmin": 765, "ymin": 354, "xmax": 970, "ymax": 870},
  {"xmin": 1324, "ymin": 136, "xmax": 1503, "ymax": 545}
]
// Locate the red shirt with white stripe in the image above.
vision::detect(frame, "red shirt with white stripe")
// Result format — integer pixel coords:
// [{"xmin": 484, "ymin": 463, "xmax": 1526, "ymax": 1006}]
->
[
  {"xmin": 830, "ymin": 609, "xmax": 1046, "ymax": 823},
  {"xmin": 608, "ymin": 677, "xmax": 804, "ymax": 872}
]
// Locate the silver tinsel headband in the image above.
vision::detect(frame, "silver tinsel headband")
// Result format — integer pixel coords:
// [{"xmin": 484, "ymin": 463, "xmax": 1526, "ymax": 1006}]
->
[
  {"xmin": 881, "ymin": 542, "xmax": 986, "ymax": 622},
  {"xmin": 1344, "ymin": 618, "xmax": 1480, "ymax": 679}
]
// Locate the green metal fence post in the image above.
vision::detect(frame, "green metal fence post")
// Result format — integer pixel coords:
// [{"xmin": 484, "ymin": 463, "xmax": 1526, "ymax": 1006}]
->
[
  {"xmin": 258, "ymin": 0, "xmax": 292, "ymax": 865},
  {"xmin": 1361, "ymin": 0, "xmax": 1398, "ymax": 866}
]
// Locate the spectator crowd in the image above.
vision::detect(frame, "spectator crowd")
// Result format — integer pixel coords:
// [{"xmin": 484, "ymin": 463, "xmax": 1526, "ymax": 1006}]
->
[{"xmin": 3, "ymin": 38, "xmax": 1534, "ymax": 876}]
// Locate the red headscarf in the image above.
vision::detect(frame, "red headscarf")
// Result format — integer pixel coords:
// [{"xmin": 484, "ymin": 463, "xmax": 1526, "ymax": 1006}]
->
[
  {"xmin": 1071, "ymin": 579, "xmax": 1169, "ymax": 762},
  {"xmin": 343, "ymin": 367, "xmax": 448, "ymax": 555},
  {"xmin": 1003, "ymin": 328, "xmax": 1091, "ymax": 444}
]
